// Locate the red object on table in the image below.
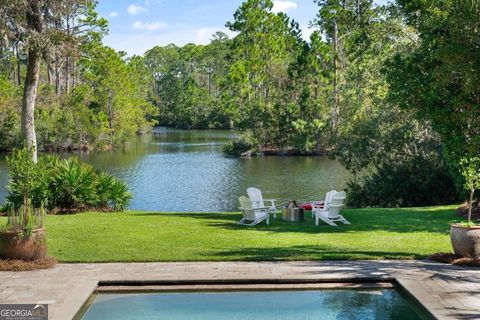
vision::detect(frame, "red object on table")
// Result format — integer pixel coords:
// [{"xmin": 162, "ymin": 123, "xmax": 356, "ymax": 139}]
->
[{"xmin": 299, "ymin": 201, "xmax": 324, "ymax": 211}]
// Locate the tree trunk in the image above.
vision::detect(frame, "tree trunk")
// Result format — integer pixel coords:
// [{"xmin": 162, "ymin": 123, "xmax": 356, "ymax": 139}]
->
[
  {"xmin": 356, "ymin": 0, "xmax": 360, "ymax": 21},
  {"xmin": 22, "ymin": 48, "xmax": 40, "ymax": 163},
  {"xmin": 65, "ymin": 55, "xmax": 70, "ymax": 93},
  {"xmin": 55, "ymin": 55, "xmax": 61, "ymax": 95},
  {"xmin": 106, "ymin": 90, "xmax": 114, "ymax": 143},
  {"xmin": 65, "ymin": 15, "xmax": 70, "ymax": 93},
  {"xmin": 72, "ymin": 58, "xmax": 76, "ymax": 88},
  {"xmin": 468, "ymin": 189, "xmax": 474, "ymax": 223},
  {"xmin": 332, "ymin": 17, "xmax": 339, "ymax": 140},
  {"xmin": 23, "ymin": 194, "xmax": 29, "ymax": 226},
  {"xmin": 47, "ymin": 62, "xmax": 53, "ymax": 86},
  {"xmin": 15, "ymin": 42, "xmax": 22, "ymax": 86},
  {"xmin": 21, "ymin": 1, "xmax": 44, "ymax": 163}
]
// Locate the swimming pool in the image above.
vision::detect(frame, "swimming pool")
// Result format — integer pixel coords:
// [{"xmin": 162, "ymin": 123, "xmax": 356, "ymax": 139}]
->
[{"xmin": 78, "ymin": 287, "xmax": 431, "ymax": 320}]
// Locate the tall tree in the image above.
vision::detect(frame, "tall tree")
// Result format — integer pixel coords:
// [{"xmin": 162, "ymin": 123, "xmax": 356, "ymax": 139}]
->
[
  {"xmin": 225, "ymin": 0, "xmax": 302, "ymax": 147},
  {"xmin": 0, "ymin": 0, "xmax": 106, "ymax": 161}
]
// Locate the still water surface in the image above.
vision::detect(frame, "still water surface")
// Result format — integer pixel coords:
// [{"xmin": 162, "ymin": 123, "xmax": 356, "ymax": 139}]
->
[
  {"xmin": 0, "ymin": 127, "xmax": 349, "ymax": 212},
  {"xmin": 81, "ymin": 289, "xmax": 428, "ymax": 320}
]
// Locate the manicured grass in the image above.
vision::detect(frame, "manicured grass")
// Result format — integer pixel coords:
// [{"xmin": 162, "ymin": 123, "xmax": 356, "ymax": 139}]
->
[{"xmin": 0, "ymin": 206, "xmax": 459, "ymax": 262}]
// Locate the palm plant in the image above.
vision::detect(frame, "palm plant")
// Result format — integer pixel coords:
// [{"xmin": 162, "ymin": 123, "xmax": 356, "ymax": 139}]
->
[
  {"xmin": 109, "ymin": 179, "xmax": 132, "ymax": 211},
  {"xmin": 51, "ymin": 158, "xmax": 100, "ymax": 209}
]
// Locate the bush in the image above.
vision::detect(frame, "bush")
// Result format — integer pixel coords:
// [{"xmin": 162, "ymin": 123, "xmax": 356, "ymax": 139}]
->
[
  {"xmin": 223, "ymin": 139, "xmax": 252, "ymax": 156},
  {"xmin": 6, "ymin": 149, "xmax": 131, "ymax": 212},
  {"xmin": 50, "ymin": 158, "xmax": 100, "ymax": 209},
  {"xmin": 97, "ymin": 172, "xmax": 132, "ymax": 211},
  {"xmin": 223, "ymin": 133, "xmax": 257, "ymax": 156},
  {"xmin": 346, "ymin": 156, "xmax": 460, "ymax": 208}
]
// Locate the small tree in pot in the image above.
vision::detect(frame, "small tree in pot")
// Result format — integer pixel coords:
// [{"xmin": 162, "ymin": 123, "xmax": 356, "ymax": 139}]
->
[
  {"xmin": 450, "ymin": 157, "xmax": 480, "ymax": 260},
  {"xmin": 0, "ymin": 147, "xmax": 46, "ymax": 261}
]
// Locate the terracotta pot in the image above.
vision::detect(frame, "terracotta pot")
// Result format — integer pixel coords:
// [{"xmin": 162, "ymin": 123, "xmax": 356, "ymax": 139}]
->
[
  {"xmin": 450, "ymin": 224, "xmax": 480, "ymax": 259},
  {"xmin": 0, "ymin": 228, "xmax": 47, "ymax": 261}
]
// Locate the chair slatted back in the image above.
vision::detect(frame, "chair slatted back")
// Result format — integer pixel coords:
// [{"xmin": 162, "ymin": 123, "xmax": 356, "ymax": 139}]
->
[
  {"xmin": 328, "ymin": 192, "xmax": 346, "ymax": 218},
  {"xmin": 247, "ymin": 187, "xmax": 265, "ymax": 209},
  {"xmin": 239, "ymin": 196, "xmax": 256, "ymax": 220}
]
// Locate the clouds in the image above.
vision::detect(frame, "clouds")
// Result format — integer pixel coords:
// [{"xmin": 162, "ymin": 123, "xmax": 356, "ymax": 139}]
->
[
  {"xmin": 109, "ymin": 11, "xmax": 119, "ymax": 18},
  {"xmin": 272, "ymin": 0, "xmax": 298, "ymax": 13},
  {"xmin": 127, "ymin": 4, "xmax": 147, "ymax": 15},
  {"xmin": 133, "ymin": 21, "xmax": 166, "ymax": 31}
]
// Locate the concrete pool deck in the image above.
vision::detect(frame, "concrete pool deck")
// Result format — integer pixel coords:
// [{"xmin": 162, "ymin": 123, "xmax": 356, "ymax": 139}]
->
[{"xmin": 1, "ymin": 260, "xmax": 479, "ymax": 320}]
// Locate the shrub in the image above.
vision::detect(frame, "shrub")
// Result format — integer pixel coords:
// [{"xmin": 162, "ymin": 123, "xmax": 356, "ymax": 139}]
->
[
  {"xmin": 108, "ymin": 178, "xmax": 132, "ymax": 211},
  {"xmin": 223, "ymin": 139, "xmax": 252, "ymax": 156},
  {"xmin": 346, "ymin": 156, "xmax": 460, "ymax": 208},
  {"xmin": 6, "ymin": 147, "xmax": 40, "ymax": 226},
  {"xmin": 51, "ymin": 158, "xmax": 100, "ymax": 209},
  {"xmin": 97, "ymin": 172, "xmax": 132, "ymax": 211},
  {"xmin": 6, "ymin": 149, "xmax": 131, "ymax": 212},
  {"xmin": 223, "ymin": 133, "xmax": 257, "ymax": 156}
]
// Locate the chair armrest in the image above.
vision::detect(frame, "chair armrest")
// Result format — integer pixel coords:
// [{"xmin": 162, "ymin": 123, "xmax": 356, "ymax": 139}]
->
[
  {"xmin": 312, "ymin": 202, "xmax": 325, "ymax": 209},
  {"xmin": 253, "ymin": 207, "xmax": 270, "ymax": 210},
  {"xmin": 240, "ymin": 206, "xmax": 269, "ymax": 212},
  {"xmin": 264, "ymin": 199, "xmax": 277, "ymax": 205}
]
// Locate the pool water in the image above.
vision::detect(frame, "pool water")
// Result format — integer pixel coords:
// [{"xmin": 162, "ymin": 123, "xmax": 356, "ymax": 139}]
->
[{"xmin": 80, "ymin": 289, "xmax": 429, "ymax": 320}]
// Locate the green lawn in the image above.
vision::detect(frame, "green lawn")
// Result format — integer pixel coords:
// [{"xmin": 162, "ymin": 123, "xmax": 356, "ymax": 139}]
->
[{"xmin": 0, "ymin": 206, "xmax": 459, "ymax": 262}]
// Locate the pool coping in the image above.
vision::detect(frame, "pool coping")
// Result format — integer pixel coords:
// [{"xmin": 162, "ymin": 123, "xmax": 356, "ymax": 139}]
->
[{"xmin": 1, "ymin": 260, "xmax": 479, "ymax": 320}]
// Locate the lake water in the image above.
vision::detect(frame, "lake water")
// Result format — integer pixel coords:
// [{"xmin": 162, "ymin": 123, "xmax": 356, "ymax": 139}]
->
[{"xmin": 0, "ymin": 127, "xmax": 350, "ymax": 212}]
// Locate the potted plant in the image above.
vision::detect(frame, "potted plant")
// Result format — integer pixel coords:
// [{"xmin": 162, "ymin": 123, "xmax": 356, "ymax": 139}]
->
[
  {"xmin": 450, "ymin": 157, "xmax": 480, "ymax": 260},
  {"xmin": 0, "ymin": 148, "xmax": 47, "ymax": 261}
]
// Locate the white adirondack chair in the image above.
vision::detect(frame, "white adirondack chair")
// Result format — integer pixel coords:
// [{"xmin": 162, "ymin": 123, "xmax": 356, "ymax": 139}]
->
[
  {"xmin": 238, "ymin": 196, "xmax": 269, "ymax": 226},
  {"xmin": 313, "ymin": 191, "xmax": 350, "ymax": 226},
  {"xmin": 247, "ymin": 187, "xmax": 278, "ymax": 218},
  {"xmin": 311, "ymin": 190, "xmax": 337, "ymax": 217}
]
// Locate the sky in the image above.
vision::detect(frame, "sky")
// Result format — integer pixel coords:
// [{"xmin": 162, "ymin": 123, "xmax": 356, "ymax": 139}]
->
[{"xmin": 97, "ymin": 0, "xmax": 388, "ymax": 56}]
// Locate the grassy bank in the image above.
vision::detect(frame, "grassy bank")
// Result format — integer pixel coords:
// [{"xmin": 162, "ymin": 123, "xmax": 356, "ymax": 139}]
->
[{"xmin": 0, "ymin": 206, "xmax": 458, "ymax": 262}]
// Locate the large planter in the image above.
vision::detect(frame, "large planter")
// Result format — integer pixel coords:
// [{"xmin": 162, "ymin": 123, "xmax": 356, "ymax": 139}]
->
[
  {"xmin": 450, "ymin": 224, "xmax": 480, "ymax": 259},
  {"xmin": 0, "ymin": 228, "xmax": 47, "ymax": 261}
]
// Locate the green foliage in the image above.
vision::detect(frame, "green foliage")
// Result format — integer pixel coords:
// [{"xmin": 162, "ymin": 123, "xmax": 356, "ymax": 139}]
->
[
  {"xmin": 224, "ymin": 0, "xmax": 309, "ymax": 151},
  {"xmin": 6, "ymin": 147, "xmax": 43, "ymax": 230},
  {"xmin": 336, "ymin": 107, "xmax": 460, "ymax": 207},
  {"xmin": 223, "ymin": 135, "xmax": 256, "ymax": 156},
  {"xmin": 459, "ymin": 221, "xmax": 478, "ymax": 228},
  {"xmin": 0, "ymin": 77, "xmax": 21, "ymax": 151},
  {"xmin": 388, "ymin": 0, "xmax": 480, "ymax": 160},
  {"xmin": 144, "ymin": 39, "xmax": 231, "ymax": 129},
  {"xmin": 0, "ymin": 43, "xmax": 158, "ymax": 153},
  {"xmin": 51, "ymin": 158, "xmax": 100, "ymax": 209},
  {"xmin": 460, "ymin": 157, "xmax": 480, "ymax": 195},
  {"xmin": 7, "ymin": 153, "xmax": 131, "ymax": 212},
  {"xmin": 459, "ymin": 157, "xmax": 480, "ymax": 222},
  {"xmin": 6, "ymin": 147, "xmax": 39, "ymax": 203},
  {"xmin": 346, "ymin": 157, "xmax": 458, "ymax": 208},
  {"xmin": 5, "ymin": 204, "xmax": 45, "ymax": 237},
  {"xmin": 97, "ymin": 172, "xmax": 132, "ymax": 211}
]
